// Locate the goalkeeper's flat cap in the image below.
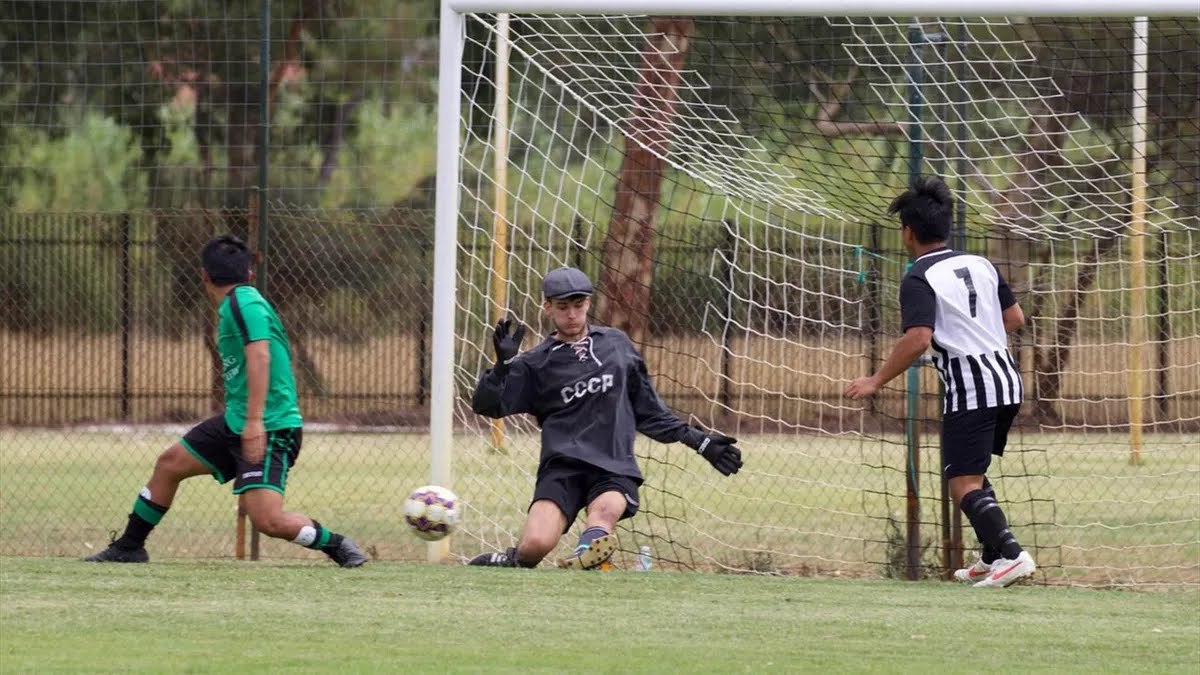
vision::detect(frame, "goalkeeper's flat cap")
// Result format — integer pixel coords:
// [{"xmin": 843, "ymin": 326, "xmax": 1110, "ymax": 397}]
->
[{"xmin": 543, "ymin": 266, "xmax": 593, "ymax": 300}]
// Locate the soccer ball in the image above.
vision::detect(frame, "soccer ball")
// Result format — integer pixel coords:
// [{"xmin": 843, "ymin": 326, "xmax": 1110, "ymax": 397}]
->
[{"xmin": 403, "ymin": 485, "xmax": 460, "ymax": 541}]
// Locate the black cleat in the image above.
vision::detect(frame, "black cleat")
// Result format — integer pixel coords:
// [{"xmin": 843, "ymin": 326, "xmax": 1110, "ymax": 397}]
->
[
  {"xmin": 84, "ymin": 536, "xmax": 149, "ymax": 563},
  {"xmin": 326, "ymin": 537, "xmax": 368, "ymax": 568},
  {"xmin": 468, "ymin": 546, "xmax": 519, "ymax": 567}
]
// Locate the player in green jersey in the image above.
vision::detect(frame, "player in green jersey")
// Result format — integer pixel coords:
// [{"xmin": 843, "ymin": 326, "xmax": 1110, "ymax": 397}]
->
[{"xmin": 85, "ymin": 235, "xmax": 367, "ymax": 567}]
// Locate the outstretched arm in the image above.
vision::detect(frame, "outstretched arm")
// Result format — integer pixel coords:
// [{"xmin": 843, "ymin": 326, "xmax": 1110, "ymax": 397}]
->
[
  {"xmin": 846, "ymin": 274, "xmax": 935, "ymax": 400},
  {"xmin": 845, "ymin": 326, "xmax": 933, "ymax": 399},
  {"xmin": 628, "ymin": 357, "xmax": 689, "ymax": 443},
  {"xmin": 629, "ymin": 354, "xmax": 742, "ymax": 476}
]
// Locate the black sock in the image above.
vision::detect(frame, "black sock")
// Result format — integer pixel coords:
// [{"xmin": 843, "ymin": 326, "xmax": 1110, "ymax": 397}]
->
[
  {"xmin": 511, "ymin": 547, "xmax": 538, "ymax": 568},
  {"xmin": 977, "ymin": 480, "xmax": 1002, "ymax": 564},
  {"xmin": 115, "ymin": 491, "xmax": 168, "ymax": 549},
  {"xmin": 960, "ymin": 489, "xmax": 1023, "ymax": 560},
  {"xmin": 980, "ymin": 546, "xmax": 1002, "ymax": 565},
  {"xmin": 576, "ymin": 526, "xmax": 608, "ymax": 550}
]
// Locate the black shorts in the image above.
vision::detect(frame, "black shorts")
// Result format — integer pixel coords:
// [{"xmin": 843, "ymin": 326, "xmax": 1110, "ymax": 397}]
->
[
  {"xmin": 180, "ymin": 414, "xmax": 303, "ymax": 495},
  {"xmin": 532, "ymin": 457, "xmax": 641, "ymax": 533},
  {"xmin": 941, "ymin": 404, "xmax": 1020, "ymax": 478}
]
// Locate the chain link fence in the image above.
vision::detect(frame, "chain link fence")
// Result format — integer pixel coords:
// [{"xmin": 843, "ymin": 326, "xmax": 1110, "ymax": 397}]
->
[{"xmin": 1, "ymin": 4, "xmax": 1196, "ymax": 587}]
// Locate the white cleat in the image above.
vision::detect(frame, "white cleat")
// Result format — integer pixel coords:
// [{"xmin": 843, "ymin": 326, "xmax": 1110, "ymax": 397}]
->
[
  {"xmin": 973, "ymin": 551, "xmax": 1036, "ymax": 588},
  {"xmin": 953, "ymin": 557, "xmax": 993, "ymax": 583}
]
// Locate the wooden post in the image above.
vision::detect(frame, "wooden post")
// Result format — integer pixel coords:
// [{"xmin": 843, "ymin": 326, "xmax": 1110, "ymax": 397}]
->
[
  {"xmin": 489, "ymin": 13, "xmax": 512, "ymax": 452},
  {"xmin": 1128, "ymin": 17, "xmax": 1149, "ymax": 464}
]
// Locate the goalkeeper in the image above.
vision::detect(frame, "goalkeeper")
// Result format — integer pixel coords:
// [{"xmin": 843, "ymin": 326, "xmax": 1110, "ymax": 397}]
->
[{"xmin": 468, "ymin": 267, "xmax": 743, "ymax": 569}]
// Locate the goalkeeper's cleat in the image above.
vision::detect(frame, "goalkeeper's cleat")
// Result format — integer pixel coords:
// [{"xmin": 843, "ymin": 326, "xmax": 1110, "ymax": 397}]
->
[
  {"xmin": 326, "ymin": 537, "xmax": 369, "ymax": 568},
  {"xmin": 84, "ymin": 533, "xmax": 149, "ymax": 563},
  {"xmin": 973, "ymin": 551, "xmax": 1036, "ymax": 588},
  {"xmin": 468, "ymin": 547, "xmax": 519, "ymax": 567},
  {"xmin": 556, "ymin": 534, "xmax": 618, "ymax": 571},
  {"xmin": 953, "ymin": 557, "xmax": 993, "ymax": 583}
]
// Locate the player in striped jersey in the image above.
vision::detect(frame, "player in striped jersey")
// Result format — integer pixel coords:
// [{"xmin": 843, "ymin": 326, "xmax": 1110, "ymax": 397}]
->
[{"xmin": 846, "ymin": 176, "xmax": 1036, "ymax": 588}]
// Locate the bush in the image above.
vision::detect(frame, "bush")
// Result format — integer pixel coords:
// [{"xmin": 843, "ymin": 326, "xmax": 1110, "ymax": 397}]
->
[{"xmin": 3, "ymin": 112, "xmax": 147, "ymax": 213}]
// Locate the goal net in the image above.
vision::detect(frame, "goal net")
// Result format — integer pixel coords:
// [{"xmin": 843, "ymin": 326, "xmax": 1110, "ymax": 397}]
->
[{"xmin": 442, "ymin": 10, "xmax": 1199, "ymax": 587}]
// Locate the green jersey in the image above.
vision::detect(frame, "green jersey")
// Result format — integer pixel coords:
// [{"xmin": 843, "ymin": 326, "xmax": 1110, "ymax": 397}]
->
[{"xmin": 216, "ymin": 285, "xmax": 303, "ymax": 434}]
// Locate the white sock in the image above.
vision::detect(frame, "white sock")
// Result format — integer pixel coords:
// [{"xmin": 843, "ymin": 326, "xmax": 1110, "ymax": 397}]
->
[{"xmin": 292, "ymin": 525, "xmax": 317, "ymax": 547}]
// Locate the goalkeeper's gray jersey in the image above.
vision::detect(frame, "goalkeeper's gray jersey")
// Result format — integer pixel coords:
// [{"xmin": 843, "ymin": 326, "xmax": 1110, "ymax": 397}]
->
[{"xmin": 471, "ymin": 325, "xmax": 688, "ymax": 480}]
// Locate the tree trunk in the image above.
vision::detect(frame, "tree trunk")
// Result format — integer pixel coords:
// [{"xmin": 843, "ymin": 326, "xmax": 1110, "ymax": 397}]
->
[
  {"xmin": 1031, "ymin": 235, "xmax": 1120, "ymax": 424},
  {"xmin": 317, "ymin": 93, "xmax": 366, "ymax": 192},
  {"xmin": 597, "ymin": 17, "xmax": 693, "ymax": 345}
]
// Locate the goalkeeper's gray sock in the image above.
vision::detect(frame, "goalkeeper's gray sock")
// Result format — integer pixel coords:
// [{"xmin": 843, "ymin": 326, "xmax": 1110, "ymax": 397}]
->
[
  {"xmin": 115, "ymin": 488, "xmax": 168, "ymax": 549},
  {"xmin": 960, "ymin": 488, "xmax": 1023, "ymax": 560},
  {"xmin": 576, "ymin": 526, "xmax": 608, "ymax": 551}
]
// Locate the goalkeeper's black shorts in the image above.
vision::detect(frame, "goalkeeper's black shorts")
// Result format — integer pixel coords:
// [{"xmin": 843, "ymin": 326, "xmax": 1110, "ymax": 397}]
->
[
  {"xmin": 940, "ymin": 403, "xmax": 1020, "ymax": 478},
  {"xmin": 180, "ymin": 414, "xmax": 303, "ymax": 495},
  {"xmin": 531, "ymin": 456, "xmax": 640, "ymax": 532}
]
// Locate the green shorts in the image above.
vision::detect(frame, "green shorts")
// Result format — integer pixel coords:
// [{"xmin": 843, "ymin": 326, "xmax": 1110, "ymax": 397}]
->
[{"xmin": 180, "ymin": 414, "xmax": 302, "ymax": 495}]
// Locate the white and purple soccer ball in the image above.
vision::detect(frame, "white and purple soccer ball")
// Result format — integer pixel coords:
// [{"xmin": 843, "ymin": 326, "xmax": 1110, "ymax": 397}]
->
[{"xmin": 403, "ymin": 485, "xmax": 460, "ymax": 541}]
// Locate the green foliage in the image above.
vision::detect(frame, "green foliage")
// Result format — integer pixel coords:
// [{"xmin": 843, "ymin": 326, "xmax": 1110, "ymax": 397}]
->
[
  {"xmin": 326, "ymin": 100, "xmax": 439, "ymax": 208},
  {"xmin": 3, "ymin": 112, "xmax": 147, "ymax": 212},
  {"xmin": 0, "ymin": 7, "xmax": 1195, "ymax": 340}
]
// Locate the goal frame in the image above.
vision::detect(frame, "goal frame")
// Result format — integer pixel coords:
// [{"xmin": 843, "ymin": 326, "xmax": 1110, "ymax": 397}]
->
[
  {"xmin": 429, "ymin": 0, "xmax": 1194, "ymax": 561},
  {"xmin": 445, "ymin": 0, "xmax": 1196, "ymax": 14}
]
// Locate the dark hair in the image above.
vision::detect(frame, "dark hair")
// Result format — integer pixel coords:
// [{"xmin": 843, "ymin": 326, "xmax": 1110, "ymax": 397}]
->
[
  {"xmin": 201, "ymin": 234, "xmax": 252, "ymax": 285},
  {"xmin": 887, "ymin": 175, "xmax": 953, "ymax": 243}
]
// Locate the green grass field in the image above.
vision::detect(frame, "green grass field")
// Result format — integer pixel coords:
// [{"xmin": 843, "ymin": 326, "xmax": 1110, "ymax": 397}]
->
[
  {"xmin": 1, "ymin": 429, "xmax": 1197, "ymax": 588},
  {"xmin": 1, "ymin": 558, "xmax": 1197, "ymax": 673}
]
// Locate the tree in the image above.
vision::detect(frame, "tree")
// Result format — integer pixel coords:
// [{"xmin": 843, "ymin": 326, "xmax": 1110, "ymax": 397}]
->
[{"xmin": 597, "ymin": 17, "xmax": 693, "ymax": 346}]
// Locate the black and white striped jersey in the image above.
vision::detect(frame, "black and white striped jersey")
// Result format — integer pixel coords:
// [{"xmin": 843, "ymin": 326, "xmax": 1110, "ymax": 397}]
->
[{"xmin": 901, "ymin": 247, "xmax": 1023, "ymax": 413}]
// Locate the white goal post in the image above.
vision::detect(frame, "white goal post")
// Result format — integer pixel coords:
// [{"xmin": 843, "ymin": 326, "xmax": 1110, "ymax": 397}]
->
[{"xmin": 431, "ymin": 1, "xmax": 1200, "ymax": 585}]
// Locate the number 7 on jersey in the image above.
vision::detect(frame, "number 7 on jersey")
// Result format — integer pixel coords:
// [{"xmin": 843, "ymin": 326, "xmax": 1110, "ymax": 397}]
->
[{"xmin": 953, "ymin": 267, "xmax": 978, "ymax": 318}]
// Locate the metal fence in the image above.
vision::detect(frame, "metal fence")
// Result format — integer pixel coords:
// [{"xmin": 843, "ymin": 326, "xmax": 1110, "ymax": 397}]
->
[{"xmin": 1, "ymin": 5, "xmax": 1197, "ymax": 588}]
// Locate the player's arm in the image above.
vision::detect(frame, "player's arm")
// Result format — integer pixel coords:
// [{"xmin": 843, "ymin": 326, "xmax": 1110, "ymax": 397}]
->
[
  {"xmin": 471, "ymin": 360, "xmax": 534, "ymax": 418},
  {"xmin": 846, "ymin": 275, "xmax": 934, "ymax": 400},
  {"xmin": 628, "ymin": 350, "xmax": 742, "ymax": 476},
  {"xmin": 995, "ymin": 265, "xmax": 1025, "ymax": 333},
  {"xmin": 233, "ymin": 292, "xmax": 273, "ymax": 463},
  {"xmin": 627, "ymin": 357, "xmax": 688, "ymax": 442},
  {"xmin": 470, "ymin": 318, "xmax": 533, "ymax": 418},
  {"xmin": 242, "ymin": 340, "xmax": 269, "ymax": 462},
  {"xmin": 845, "ymin": 326, "xmax": 933, "ymax": 399},
  {"xmin": 1002, "ymin": 304, "xmax": 1025, "ymax": 333}
]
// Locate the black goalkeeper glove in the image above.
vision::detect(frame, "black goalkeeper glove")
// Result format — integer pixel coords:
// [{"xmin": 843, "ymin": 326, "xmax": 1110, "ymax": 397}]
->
[
  {"xmin": 491, "ymin": 318, "xmax": 526, "ymax": 375},
  {"xmin": 680, "ymin": 427, "xmax": 743, "ymax": 476}
]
